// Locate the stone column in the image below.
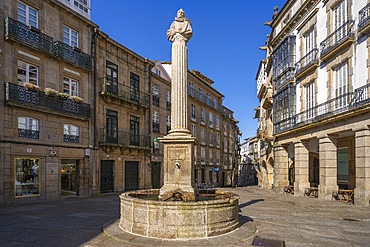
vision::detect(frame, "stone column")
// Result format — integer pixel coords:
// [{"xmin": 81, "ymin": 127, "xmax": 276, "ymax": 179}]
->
[
  {"xmin": 354, "ymin": 128, "xmax": 370, "ymax": 206},
  {"xmin": 294, "ymin": 141, "xmax": 310, "ymax": 196},
  {"xmin": 273, "ymin": 144, "xmax": 289, "ymax": 192},
  {"xmin": 318, "ymin": 135, "xmax": 338, "ymax": 200},
  {"xmin": 159, "ymin": 9, "xmax": 196, "ymax": 201},
  {"xmin": 170, "ymin": 35, "xmax": 189, "ymax": 133}
]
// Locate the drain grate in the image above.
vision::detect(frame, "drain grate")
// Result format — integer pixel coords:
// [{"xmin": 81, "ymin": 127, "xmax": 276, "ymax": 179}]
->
[{"xmin": 252, "ymin": 236, "xmax": 286, "ymax": 247}]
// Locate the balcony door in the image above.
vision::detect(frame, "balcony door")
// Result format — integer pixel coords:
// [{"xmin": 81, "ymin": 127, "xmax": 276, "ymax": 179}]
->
[
  {"xmin": 334, "ymin": 62, "xmax": 349, "ymax": 110},
  {"xmin": 334, "ymin": 0, "xmax": 348, "ymax": 41},
  {"xmin": 130, "ymin": 116, "xmax": 140, "ymax": 146},
  {"xmin": 106, "ymin": 110, "xmax": 118, "ymax": 144},
  {"xmin": 106, "ymin": 61, "xmax": 118, "ymax": 95},
  {"xmin": 130, "ymin": 72, "xmax": 140, "ymax": 102}
]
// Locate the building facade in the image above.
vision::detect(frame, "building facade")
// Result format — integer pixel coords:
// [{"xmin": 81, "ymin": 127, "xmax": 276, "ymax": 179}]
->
[
  {"xmin": 238, "ymin": 137, "xmax": 258, "ymax": 187},
  {"xmin": 256, "ymin": 0, "xmax": 370, "ymax": 206},
  {"xmin": 0, "ymin": 0, "xmax": 96, "ymax": 204}
]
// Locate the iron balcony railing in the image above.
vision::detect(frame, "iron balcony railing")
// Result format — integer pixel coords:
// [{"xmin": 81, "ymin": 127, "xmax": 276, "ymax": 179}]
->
[
  {"xmin": 320, "ymin": 20, "xmax": 355, "ymax": 58},
  {"xmin": 359, "ymin": 3, "xmax": 370, "ymax": 29},
  {"xmin": 54, "ymin": 41, "xmax": 91, "ymax": 70},
  {"xmin": 63, "ymin": 134, "xmax": 80, "ymax": 143},
  {"xmin": 18, "ymin": 129, "xmax": 39, "ymax": 139},
  {"xmin": 4, "ymin": 17, "xmax": 54, "ymax": 55},
  {"xmin": 295, "ymin": 48, "xmax": 319, "ymax": 75},
  {"xmin": 188, "ymin": 88, "xmax": 223, "ymax": 112},
  {"xmin": 4, "ymin": 17, "xmax": 91, "ymax": 70},
  {"xmin": 100, "ymin": 78, "xmax": 150, "ymax": 108},
  {"xmin": 274, "ymin": 83, "xmax": 370, "ymax": 134},
  {"xmin": 98, "ymin": 128, "xmax": 150, "ymax": 148},
  {"xmin": 5, "ymin": 82, "xmax": 91, "ymax": 119}
]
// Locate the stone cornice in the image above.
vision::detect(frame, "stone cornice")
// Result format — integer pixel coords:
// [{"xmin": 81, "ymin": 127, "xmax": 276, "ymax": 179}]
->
[{"xmin": 269, "ymin": 0, "xmax": 321, "ymax": 48}]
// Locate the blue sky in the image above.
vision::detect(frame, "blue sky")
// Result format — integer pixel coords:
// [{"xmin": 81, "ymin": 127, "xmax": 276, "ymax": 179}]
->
[{"xmin": 91, "ymin": 1, "xmax": 287, "ymax": 140}]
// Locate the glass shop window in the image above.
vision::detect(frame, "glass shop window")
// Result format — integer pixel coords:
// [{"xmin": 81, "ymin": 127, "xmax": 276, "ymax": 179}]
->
[{"xmin": 15, "ymin": 158, "xmax": 40, "ymax": 197}]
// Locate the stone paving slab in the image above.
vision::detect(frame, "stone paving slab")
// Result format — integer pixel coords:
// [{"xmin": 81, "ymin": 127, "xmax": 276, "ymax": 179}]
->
[{"xmin": 1, "ymin": 186, "xmax": 370, "ymax": 246}]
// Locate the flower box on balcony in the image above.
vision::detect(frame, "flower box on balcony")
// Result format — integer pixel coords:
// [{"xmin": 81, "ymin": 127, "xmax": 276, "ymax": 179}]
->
[
  {"xmin": 71, "ymin": 96, "xmax": 84, "ymax": 103},
  {"xmin": 23, "ymin": 82, "xmax": 40, "ymax": 91},
  {"xmin": 44, "ymin": 88, "xmax": 58, "ymax": 96},
  {"xmin": 57, "ymin": 92, "xmax": 69, "ymax": 99}
]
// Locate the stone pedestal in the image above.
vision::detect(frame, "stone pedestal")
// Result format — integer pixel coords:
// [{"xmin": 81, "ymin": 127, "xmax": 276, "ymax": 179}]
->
[{"xmin": 159, "ymin": 132, "xmax": 196, "ymax": 201}]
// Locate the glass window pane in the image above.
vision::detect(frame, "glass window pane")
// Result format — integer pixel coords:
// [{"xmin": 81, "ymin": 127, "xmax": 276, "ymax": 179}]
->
[{"xmin": 15, "ymin": 158, "xmax": 40, "ymax": 197}]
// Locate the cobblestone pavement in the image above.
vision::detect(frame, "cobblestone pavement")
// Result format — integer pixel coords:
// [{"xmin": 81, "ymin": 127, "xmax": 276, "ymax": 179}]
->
[{"xmin": 1, "ymin": 186, "xmax": 370, "ymax": 247}]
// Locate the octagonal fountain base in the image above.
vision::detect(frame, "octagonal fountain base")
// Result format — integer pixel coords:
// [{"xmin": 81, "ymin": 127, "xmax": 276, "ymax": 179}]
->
[{"xmin": 119, "ymin": 189, "xmax": 239, "ymax": 239}]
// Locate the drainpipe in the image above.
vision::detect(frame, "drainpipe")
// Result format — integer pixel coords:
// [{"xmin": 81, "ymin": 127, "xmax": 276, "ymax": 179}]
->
[{"xmin": 92, "ymin": 27, "xmax": 98, "ymax": 149}]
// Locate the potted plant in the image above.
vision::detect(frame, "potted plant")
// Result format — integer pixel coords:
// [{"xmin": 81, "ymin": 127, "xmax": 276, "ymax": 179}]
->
[
  {"xmin": 23, "ymin": 82, "xmax": 40, "ymax": 91},
  {"xmin": 71, "ymin": 95, "xmax": 84, "ymax": 103},
  {"xmin": 44, "ymin": 88, "xmax": 58, "ymax": 96},
  {"xmin": 57, "ymin": 92, "xmax": 69, "ymax": 99}
]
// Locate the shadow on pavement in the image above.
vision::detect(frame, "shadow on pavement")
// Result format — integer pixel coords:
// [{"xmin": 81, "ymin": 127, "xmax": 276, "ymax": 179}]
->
[{"xmin": 239, "ymin": 199, "xmax": 264, "ymax": 210}]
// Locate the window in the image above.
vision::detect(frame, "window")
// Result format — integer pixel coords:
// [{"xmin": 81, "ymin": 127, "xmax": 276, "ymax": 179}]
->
[
  {"xmin": 216, "ymin": 133, "xmax": 220, "ymax": 148},
  {"xmin": 224, "ymin": 123, "xmax": 227, "ymax": 136},
  {"xmin": 200, "ymin": 108, "xmax": 205, "ymax": 124},
  {"xmin": 191, "ymin": 104, "xmax": 196, "ymax": 120},
  {"xmin": 106, "ymin": 61, "xmax": 118, "ymax": 95},
  {"xmin": 106, "ymin": 110, "xmax": 118, "ymax": 144},
  {"xmin": 334, "ymin": 62, "xmax": 349, "ymax": 110},
  {"xmin": 201, "ymin": 127, "xmax": 205, "ymax": 144},
  {"xmin": 166, "ymin": 115, "xmax": 171, "ymax": 133},
  {"xmin": 18, "ymin": 117, "xmax": 39, "ymax": 139},
  {"xmin": 64, "ymin": 124, "xmax": 80, "ymax": 143},
  {"xmin": 74, "ymin": 0, "xmax": 89, "ymax": 14},
  {"xmin": 188, "ymin": 82, "xmax": 194, "ymax": 96},
  {"xmin": 17, "ymin": 1, "xmax": 38, "ymax": 28},
  {"xmin": 334, "ymin": 0, "xmax": 348, "ymax": 30},
  {"xmin": 130, "ymin": 72, "xmax": 140, "ymax": 102},
  {"xmin": 214, "ymin": 98, "xmax": 218, "ymax": 109},
  {"xmin": 15, "ymin": 158, "xmax": 40, "ymax": 196},
  {"xmin": 130, "ymin": 115, "xmax": 140, "ymax": 146},
  {"xmin": 63, "ymin": 77, "xmax": 79, "ymax": 97},
  {"xmin": 17, "ymin": 60, "xmax": 38, "ymax": 85},
  {"xmin": 207, "ymin": 93, "xmax": 211, "ymax": 105},
  {"xmin": 201, "ymin": 147, "xmax": 206, "ymax": 162},
  {"xmin": 209, "ymin": 131, "xmax": 214, "ymax": 146},
  {"xmin": 166, "ymin": 90, "xmax": 171, "ymax": 110},
  {"xmin": 215, "ymin": 115, "xmax": 220, "ymax": 130},
  {"xmin": 209, "ymin": 112, "xmax": 213, "ymax": 127},
  {"xmin": 216, "ymin": 151, "xmax": 220, "ymax": 164},
  {"xmin": 198, "ymin": 88, "xmax": 203, "ymax": 101},
  {"xmin": 155, "ymin": 68, "xmax": 161, "ymax": 76},
  {"xmin": 305, "ymin": 28, "xmax": 315, "ymax": 55},
  {"xmin": 153, "ymin": 111, "xmax": 159, "ymax": 133},
  {"xmin": 209, "ymin": 149, "xmax": 213, "ymax": 162},
  {"xmin": 63, "ymin": 25, "xmax": 78, "ymax": 47},
  {"xmin": 152, "ymin": 84, "xmax": 160, "ymax": 106},
  {"xmin": 305, "ymin": 82, "xmax": 315, "ymax": 120},
  {"xmin": 191, "ymin": 124, "xmax": 196, "ymax": 137}
]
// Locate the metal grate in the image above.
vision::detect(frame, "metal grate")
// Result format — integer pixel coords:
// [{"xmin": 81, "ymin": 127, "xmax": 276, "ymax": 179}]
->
[{"xmin": 252, "ymin": 236, "xmax": 286, "ymax": 247}]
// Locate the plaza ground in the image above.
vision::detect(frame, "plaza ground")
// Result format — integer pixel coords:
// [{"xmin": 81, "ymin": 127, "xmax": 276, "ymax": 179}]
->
[{"xmin": 0, "ymin": 186, "xmax": 369, "ymax": 246}]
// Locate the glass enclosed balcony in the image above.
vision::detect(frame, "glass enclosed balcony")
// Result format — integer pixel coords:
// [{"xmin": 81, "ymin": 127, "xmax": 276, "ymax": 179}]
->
[{"xmin": 5, "ymin": 82, "xmax": 90, "ymax": 119}]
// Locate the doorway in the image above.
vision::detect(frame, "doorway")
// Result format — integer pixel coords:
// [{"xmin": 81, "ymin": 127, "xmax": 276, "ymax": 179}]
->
[
  {"xmin": 100, "ymin": 160, "xmax": 114, "ymax": 194},
  {"xmin": 61, "ymin": 160, "xmax": 78, "ymax": 195},
  {"xmin": 151, "ymin": 162, "xmax": 161, "ymax": 189},
  {"xmin": 125, "ymin": 161, "xmax": 139, "ymax": 191}
]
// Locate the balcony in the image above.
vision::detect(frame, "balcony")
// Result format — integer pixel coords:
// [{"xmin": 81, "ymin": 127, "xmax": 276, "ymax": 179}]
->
[
  {"xmin": 320, "ymin": 20, "xmax": 355, "ymax": 61},
  {"xmin": 100, "ymin": 78, "xmax": 150, "ymax": 109},
  {"xmin": 274, "ymin": 83, "xmax": 370, "ymax": 134},
  {"xmin": 188, "ymin": 88, "xmax": 223, "ymax": 112},
  {"xmin": 359, "ymin": 3, "xmax": 370, "ymax": 34},
  {"xmin": 4, "ymin": 17, "xmax": 91, "ymax": 70},
  {"xmin": 4, "ymin": 17, "xmax": 54, "ymax": 55},
  {"xmin": 54, "ymin": 41, "xmax": 91, "ymax": 70},
  {"xmin": 98, "ymin": 128, "xmax": 150, "ymax": 150},
  {"xmin": 5, "ymin": 82, "xmax": 91, "ymax": 119},
  {"xmin": 64, "ymin": 134, "xmax": 80, "ymax": 143},
  {"xmin": 18, "ymin": 129, "xmax": 39, "ymax": 139},
  {"xmin": 262, "ymin": 87, "xmax": 273, "ymax": 109},
  {"xmin": 295, "ymin": 48, "xmax": 319, "ymax": 79}
]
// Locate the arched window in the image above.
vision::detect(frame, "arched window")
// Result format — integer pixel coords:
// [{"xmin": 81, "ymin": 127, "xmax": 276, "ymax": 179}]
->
[
  {"xmin": 18, "ymin": 117, "xmax": 39, "ymax": 139},
  {"xmin": 64, "ymin": 124, "xmax": 80, "ymax": 143}
]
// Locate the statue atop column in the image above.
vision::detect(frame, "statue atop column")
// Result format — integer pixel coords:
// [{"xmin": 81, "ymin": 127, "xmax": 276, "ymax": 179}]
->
[{"xmin": 166, "ymin": 9, "xmax": 192, "ymax": 43}]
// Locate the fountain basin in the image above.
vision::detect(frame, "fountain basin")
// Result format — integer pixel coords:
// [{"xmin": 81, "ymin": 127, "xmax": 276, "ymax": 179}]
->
[{"xmin": 119, "ymin": 189, "xmax": 239, "ymax": 239}]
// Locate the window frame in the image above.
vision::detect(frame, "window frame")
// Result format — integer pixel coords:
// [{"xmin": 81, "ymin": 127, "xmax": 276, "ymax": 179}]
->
[
  {"xmin": 63, "ymin": 25, "xmax": 79, "ymax": 47},
  {"xmin": 17, "ymin": 1, "xmax": 38, "ymax": 28},
  {"xmin": 17, "ymin": 60, "xmax": 39, "ymax": 86},
  {"xmin": 63, "ymin": 77, "xmax": 79, "ymax": 97}
]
